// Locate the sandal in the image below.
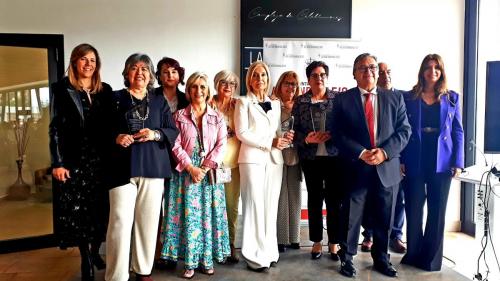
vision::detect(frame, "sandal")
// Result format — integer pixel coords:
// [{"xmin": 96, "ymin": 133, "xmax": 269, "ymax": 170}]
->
[
  {"xmin": 201, "ymin": 268, "xmax": 215, "ymax": 275},
  {"xmin": 182, "ymin": 269, "xmax": 195, "ymax": 279}
]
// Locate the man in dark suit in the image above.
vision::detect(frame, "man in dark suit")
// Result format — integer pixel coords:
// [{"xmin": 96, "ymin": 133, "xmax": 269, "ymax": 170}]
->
[
  {"xmin": 361, "ymin": 62, "xmax": 408, "ymax": 254},
  {"xmin": 330, "ymin": 54, "xmax": 411, "ymax": 278}
]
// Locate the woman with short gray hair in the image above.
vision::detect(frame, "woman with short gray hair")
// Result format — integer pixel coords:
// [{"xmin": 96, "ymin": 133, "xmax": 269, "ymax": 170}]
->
[
  {"xmin": 209, "ymin": 70, "xmax": 241, "ymax": 263},
  {"xmin": 105, "ymin": 53, "xmax": 179, "ymax": 281}
]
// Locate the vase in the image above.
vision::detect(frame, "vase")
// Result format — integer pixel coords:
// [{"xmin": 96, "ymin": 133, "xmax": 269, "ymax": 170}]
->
[{"xmin": 7, "ymin": 159, "xmax": 31, "ymax": 200}]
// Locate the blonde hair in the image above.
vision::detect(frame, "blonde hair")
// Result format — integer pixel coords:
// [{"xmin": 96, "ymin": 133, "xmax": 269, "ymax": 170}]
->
[
  {"xmin": 67, "ymin": 43, "xmax": 103, "ymax": 93},
  {"xmin": 273, "ymin": 71, "xmax": 300, "ymax": 101},
  {"xmin": 185, "ymin": 72, "xmax": 211, "ymax": 102},
  {"xmin": 245, "ymin": 61, "xmax": 271, "ymax": 95}
]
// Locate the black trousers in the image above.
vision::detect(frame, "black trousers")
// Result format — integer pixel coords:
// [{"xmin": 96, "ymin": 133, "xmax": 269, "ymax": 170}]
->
[
  {"xmin": 301, "ymin": 156, "xmax": 344, "ymax": 244},
  {"xmin": 340, "ymin": 167, "xmax": 398, "ymax": 263},
  {"xmin": 402, "ymin": 173, "xmax": 452, "ymax": 271}
]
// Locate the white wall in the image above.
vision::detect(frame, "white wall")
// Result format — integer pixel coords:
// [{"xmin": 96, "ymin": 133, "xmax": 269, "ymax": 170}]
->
[
  {"xmin": 0, "ymin": 0, "xmax": 240, "ymax": 90},
  {"xmin": 0, "ymin": 0, "xmax": 465, "ymax": 229}
]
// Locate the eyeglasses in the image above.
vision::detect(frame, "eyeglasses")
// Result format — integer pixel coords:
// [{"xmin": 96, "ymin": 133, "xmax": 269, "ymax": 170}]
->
[
  {"xmin": 356, "ymin": 65, "xmax": 378, "ymax": 73},
  {"xmin": 220, "ymin": 80, "xmax": 237, "ymax": 88},
  {"xmin": 310, "ymin": 73, "xmax": 328, "ymax": 80},
  {"xmin": 283, "ymin": 82, "xmax": 298, "ymax": 88}
]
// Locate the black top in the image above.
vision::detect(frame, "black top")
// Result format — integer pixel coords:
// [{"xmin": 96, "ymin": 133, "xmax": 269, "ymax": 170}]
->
[
  {"xmin": 421, "ymin": 101, "xmax": 441, "ymax": 175},
  {"xmin": 108, "ymin": 89, "xmax": 179, "ymax": 188},
  {"xmin": 49, "ymin": 77, "xmax": 113, "ymax": 169}
]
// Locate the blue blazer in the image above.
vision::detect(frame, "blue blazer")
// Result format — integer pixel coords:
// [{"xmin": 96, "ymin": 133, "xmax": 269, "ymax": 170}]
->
[
  {"xmin": 330, "ymin": 87, "xmax": 411, "ymax": 187},
  {"xmin": 401, "ymin": 90, "xmax": 464, "ymax": 177}
]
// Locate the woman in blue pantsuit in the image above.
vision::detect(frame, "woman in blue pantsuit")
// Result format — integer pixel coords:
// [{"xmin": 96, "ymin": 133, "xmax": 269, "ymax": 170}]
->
[{"xmin": 400, "ymin": 54, "xmax": 464, "ymax": 271}]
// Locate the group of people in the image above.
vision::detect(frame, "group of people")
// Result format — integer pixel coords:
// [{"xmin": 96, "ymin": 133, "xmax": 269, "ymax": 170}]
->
[{"xmin": 49, "ymin": 43, "xmax": 464, "ymax": 281}]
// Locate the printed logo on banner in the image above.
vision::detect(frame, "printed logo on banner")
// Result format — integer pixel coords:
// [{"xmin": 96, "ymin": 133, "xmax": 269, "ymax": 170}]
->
[{"xmin": 264, "ymin": 38, "xmax": 361, "ymax": 94}]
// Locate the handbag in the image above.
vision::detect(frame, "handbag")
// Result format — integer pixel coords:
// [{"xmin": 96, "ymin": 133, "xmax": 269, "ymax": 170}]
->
[{"xmin": 214, "ymin": 164, "xmax": 232, "ymax": 184}]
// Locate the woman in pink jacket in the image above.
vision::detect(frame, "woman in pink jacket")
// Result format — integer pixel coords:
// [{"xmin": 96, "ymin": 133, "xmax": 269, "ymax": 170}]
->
[{"xmin": 160, "ymin": 72, "xmax": 230, "ymax": 279}]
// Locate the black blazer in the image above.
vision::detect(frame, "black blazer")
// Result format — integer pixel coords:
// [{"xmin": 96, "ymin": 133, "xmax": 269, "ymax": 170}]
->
[
  {"xmin": 108, "ymin": 89, "xmax": 179, "ymax": 188},
  {"xmin": 330, "ymin": 87, "xmax": 411, "ymax": 187},
  {"xmin": 49, "ymin": 77, "xmax": 113, "ymax": 169}
]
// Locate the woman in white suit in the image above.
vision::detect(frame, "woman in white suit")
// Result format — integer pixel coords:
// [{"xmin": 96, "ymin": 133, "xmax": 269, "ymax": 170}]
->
[{"xmin": 235, "ymin": 61, "xmax": 293, "ymax": 271}]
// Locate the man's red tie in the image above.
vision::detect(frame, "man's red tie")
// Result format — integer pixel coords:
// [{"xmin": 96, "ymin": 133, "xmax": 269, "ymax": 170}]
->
[{"xmin": 364, "ymin": 93, "xmax": 375, "ymax": 148}]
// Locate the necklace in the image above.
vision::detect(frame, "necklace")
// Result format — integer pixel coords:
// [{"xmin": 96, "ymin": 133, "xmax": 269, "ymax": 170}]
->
[{"xmin": 129, "ymin": 90, "xmax": 150, "ymax": 121}]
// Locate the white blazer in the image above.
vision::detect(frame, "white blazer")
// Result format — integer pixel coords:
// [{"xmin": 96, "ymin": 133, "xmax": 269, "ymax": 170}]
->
[{"xmin": 235, "ymin": 92, "xmax": 283, "ymax": 165}]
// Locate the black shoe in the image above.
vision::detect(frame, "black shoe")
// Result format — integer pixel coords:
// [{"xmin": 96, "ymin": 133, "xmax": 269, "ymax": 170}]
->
[
  {"xmin": 374, "ymin": 261, "xmax": 398, "ymax": 277},
  {"xmin": 328, "ymin": 243, "xmax": 339, "ymax": 261},
  {"xmin": 278, "ymin": 244, "xmax": 286, "ymax": 253},
  {"xmin": 330, "ymin": 252, "xmax": 339, "ymax": 261},
  {"xmin": 340, "ymin": 260, "xmax": 356, "ymax": 277},
  {"xmin": 154, "ymin": 259, "xmax": 177, "ymax": 270},
  {"xmin": 247, "ymin": 265, "xmax": 269, "ymax": 273},
  {"xmin": 288, "ymin": 243, "xmax": 300, "ymax": 250},
  {"xmin": 91, "ymin": 253, "xmax": 106, "ymax": 270},
  {"xmin": 310, "ymin": 251, "xmax": 322, "ymax": 260}
]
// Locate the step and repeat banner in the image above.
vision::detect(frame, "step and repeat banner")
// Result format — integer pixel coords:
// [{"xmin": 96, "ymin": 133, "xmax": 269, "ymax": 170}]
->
[{"xmin": 263, "ymin": 38, "xmax": 363, "ymax": 94}]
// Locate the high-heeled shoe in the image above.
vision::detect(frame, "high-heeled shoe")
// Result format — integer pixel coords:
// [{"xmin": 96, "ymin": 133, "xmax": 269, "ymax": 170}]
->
[
  {"xmin": 310, "ymin": 242, "xmax": 323, "ymax": 260},
  {"xmin": 328, "ymin": 243, "xmax": 339, "ymax": 261}
]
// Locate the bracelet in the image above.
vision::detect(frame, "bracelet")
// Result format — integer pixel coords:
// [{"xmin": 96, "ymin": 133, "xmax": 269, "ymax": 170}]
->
[{"xmin": 153, "ymin": 130, "xmax": 161, "ymax": 141}]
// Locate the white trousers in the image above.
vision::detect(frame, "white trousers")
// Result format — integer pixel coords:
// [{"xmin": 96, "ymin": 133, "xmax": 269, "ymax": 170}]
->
[
  {"xmin": 239, "ymin": 161, "xmax": 283, "ymax": 268},
  {"xmin": 105, "ymin": 177, "xmax": 164, "ymax": 281}
]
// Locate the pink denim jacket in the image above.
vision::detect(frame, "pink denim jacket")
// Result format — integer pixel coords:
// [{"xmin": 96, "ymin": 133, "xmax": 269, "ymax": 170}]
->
[{"xmin": 172, "ymin": 104, "xmax": 227, "ymax": 172}]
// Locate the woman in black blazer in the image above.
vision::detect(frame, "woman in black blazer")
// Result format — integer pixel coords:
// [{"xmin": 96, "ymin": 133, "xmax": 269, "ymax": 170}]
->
[{"xmin": 49, "ymin": 43, "xmax": 113, "ymax": 281}]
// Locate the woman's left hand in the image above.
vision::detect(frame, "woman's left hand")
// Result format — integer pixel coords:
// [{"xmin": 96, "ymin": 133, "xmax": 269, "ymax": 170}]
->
[
  {"xmin": 133, "ymin": 128, "xmax": 154, "ymax": 142},
  {"xmin": 452, "ymin": 167, "xmax": 462, "ymax": 178},
  {"xmin": 283, "ymin": 130, "xmax": 294, "ymax": 142}
]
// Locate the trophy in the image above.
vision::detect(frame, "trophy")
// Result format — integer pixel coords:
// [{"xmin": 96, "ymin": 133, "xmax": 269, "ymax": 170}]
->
[
  {"xmin": 281, "ymin": 115, "xmax": 295, "ymax": 148},
  {"xmin": 125, "ymin": 105, "xmax": 145, "ymax": 135},
  {"xmin": 309, "ymin": 106, "xmax": 326, "ymax": 132}
]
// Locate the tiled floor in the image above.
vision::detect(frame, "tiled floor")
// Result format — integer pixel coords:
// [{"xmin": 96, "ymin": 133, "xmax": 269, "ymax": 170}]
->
[{"xmin": 0, "ymin": 232, "xmax": 482, "ymax": 281}]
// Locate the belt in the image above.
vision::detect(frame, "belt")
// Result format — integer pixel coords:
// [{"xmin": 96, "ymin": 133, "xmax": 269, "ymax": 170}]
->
[{"xmin": 421, "ymin": 127, "xmax": 439, "ymax": 133}]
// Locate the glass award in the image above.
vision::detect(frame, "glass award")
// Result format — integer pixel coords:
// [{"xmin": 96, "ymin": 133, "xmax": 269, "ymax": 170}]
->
[
  {"xmin": 281, "ymin": 115, "xmax": 294, "ymax": 148},
  {"xmin": 125, "ymin": 105, "xmax": 144, "ymax": 134},
  {"xmin": 309, "ymin": 106, "xmax": 326, "ymax": 132}
]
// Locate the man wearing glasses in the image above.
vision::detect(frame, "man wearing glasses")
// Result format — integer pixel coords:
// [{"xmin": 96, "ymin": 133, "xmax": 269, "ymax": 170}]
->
[
  {"xmin": 330, "ymin": 54, "xmax": 411, "ymax": 278},
  {"xmin": 361, "ymin": 62, "xmax": 408, "ymax": 254}
]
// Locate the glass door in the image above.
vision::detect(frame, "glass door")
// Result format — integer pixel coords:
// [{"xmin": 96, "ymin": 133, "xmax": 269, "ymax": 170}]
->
[{"xmin": 0, "ymin": 34, "xmax": 64, "ymax": 253}]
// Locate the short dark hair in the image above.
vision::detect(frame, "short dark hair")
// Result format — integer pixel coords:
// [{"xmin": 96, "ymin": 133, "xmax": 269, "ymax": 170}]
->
[
  {"xmin": 306, "ymin": 61, "xmax": 329, "ymax": 78},
  {"xmin": 122, "ymin": 53, "xmax": 156, "ymax": 91},
  {"xmin": 352, "ymin": 53, "xmax": 378, "ymax": 75},
  {"xmin": 155, "ymin": 57, "xmax": 185, "ymax": 86}
]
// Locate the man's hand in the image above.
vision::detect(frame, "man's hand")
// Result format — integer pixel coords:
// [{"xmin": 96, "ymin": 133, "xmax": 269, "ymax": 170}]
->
[{"xmin": 360, "ymin": 148, "xmax": 387, "ymax": 165}]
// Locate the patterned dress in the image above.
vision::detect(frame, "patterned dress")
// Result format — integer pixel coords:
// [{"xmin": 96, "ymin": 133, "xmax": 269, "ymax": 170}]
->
[
  {"xmin": 52, "ymin": 90, "xmax": 109, "ymax": 248},
  {"xmin": 161, "ymin": 139, "xmax": 230, "ymax": 270}
]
